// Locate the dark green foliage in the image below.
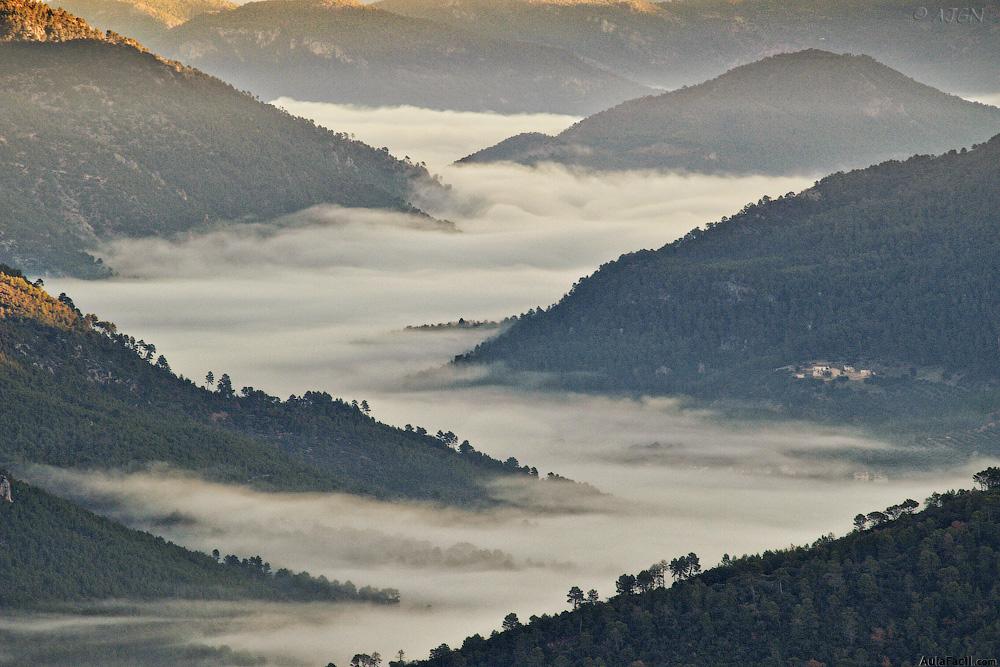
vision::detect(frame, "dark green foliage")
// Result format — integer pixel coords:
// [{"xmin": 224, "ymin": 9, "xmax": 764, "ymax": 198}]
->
[
  {"xmin": 415, "ymin": 484, "xmax": 1000, "ymax": 666},
  {"xmin": 151, "ymin": 0, "xmax": 651, "ymax": 115},
  {"xmin": 0, "ymin": 270, "xmax": 538, "ymax": 505},
  {"xmin": 0, "ymin": 0, "xmax": 439, "ymax": 276},
  {"xmin": 460, "ymin": 133, "xmax": 1000, "ymax": 441},
  {"xmin": 0, "ymin": 479, "xmax": 397, "ymax": 606},
  {"xmin": 0, "ymin": 632, "xmax": 268, "ymax": 667},
  {"xmin": 461, "ymin": 50, "xmax": 1000, "ymax": 174}
]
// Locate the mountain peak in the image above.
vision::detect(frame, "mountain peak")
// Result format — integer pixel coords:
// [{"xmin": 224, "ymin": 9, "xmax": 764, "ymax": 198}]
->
[
  {"xmin": 0, "ymin": 0, "xmax": 142, "ymax": 46},
  {"xmin": 460, "ymin": 50, "xmax": 1000, "ymax": 174},
  {"xmin": 732, "ymin": 48, "xmax": 884, "ymax": 72}
]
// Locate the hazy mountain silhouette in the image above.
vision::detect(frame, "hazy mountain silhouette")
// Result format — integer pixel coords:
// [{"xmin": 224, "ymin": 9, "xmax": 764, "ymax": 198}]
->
[{"xmin": 461, "ymin": 50, "xmax": 1000, "ymax": 174}]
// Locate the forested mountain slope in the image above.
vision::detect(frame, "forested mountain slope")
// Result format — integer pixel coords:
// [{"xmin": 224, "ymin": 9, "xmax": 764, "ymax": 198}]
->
[
  {"xmin": 1, "ymin": 0, "xmax": 134, "ymax": 39},
  {"xmin": 154, "ymin": 0, "xmax": 651, "ymax": 114},
  {"xmin": 377, "ymin": 0, "xmax": 1000, "ymax": 97},
  {"xmin": 460, "ymin": 50, "xmax": 1000, "ymax": 174},
  {"xmin": 53, "ymin": 0, "xmax": 233, "ymax": 43},
  {"xmin": 459, "ymin": 134, "xmax": 1000, "ymax": 439},
  {"xmin": 0, "ymin": 0, "xmax": 440, "ymax": 277},
  {"xmin": 414, "ymin": 473, "xmax": 1000, "ymax": 666},
  {"xmin": 0, "ymin": 478, "xmax": 397, "ymax": 606},
  {"xmin": 0, "ymin": 267, "xmax": 544, "ymax": 506}
]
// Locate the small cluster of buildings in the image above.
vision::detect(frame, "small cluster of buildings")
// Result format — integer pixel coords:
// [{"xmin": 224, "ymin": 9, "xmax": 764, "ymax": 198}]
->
[
  {"xmin": 792, "ymin": 362, "xmax": 875, "ymax": 382},
  {"xmin": 853, "ymin": 471, "xmax": 889, "ymax": 483}
]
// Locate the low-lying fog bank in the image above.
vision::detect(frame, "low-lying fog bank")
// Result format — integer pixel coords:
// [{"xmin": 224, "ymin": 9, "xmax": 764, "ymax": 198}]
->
[
  {"xmin": 272, "ymin": 99, "xmax": 579, "ymax": 171},
  {"xmin": 20, "ymin": 454, "xmax": 988, "ymax": 665},
  {"xmin": 35, "ymin": 102, "xmax": 972, "ymax": 664},
  {"xmin": 49, "ymin": 163, "xmax": 810, "ymax": 397}
]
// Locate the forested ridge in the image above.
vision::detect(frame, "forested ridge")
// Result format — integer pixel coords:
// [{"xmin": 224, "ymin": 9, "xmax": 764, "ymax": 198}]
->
[
  {"xmin": 53, "ymin": 0, "xmax": 234, "ymax": 44},
  {"xmin": 0, "ymin": 0, "xmax": 441, "ymax": 277},
  {"xmin": 460, "ymin": 50, "xmax": 1000, "ymax": 174},
  {"xmin": 0, "ymin": 0, "xmax": 141, "ymax": 42},
  {"xmin": 0, "ymin": 478, "xmax": 398, "ymax": 606},
  {"xmin": 460, "ymin": 133, "xmax": 1000, "ymax": 442},
  {"xmin": 0, "ymin": 266, "xmax": 548, "ymax": 506},
  {"xmin": 412, "ymin": 470, "xmax": 1000, "ymax": 667}
]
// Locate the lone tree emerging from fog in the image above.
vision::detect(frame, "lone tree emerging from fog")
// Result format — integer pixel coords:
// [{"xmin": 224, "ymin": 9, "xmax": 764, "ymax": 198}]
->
[
  {"xmin": 586, "ymin": 589, "xmax": 600, "ymax": 605},
  {"xmin": 205, "ymin": 370, "xmax": 215, "ymax": 387},
  {"xmin": 502, "ymin": 612, "xmax": 521, "ymax": 631},
  {"xmin": 567, "ymin": 586, "xmax": 585, "ymax": 610}
]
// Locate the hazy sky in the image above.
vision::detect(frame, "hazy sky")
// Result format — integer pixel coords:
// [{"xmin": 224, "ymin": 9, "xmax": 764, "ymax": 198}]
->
[
  {"xmin": 971, "ymin": 93, "xmax": 1000, "ymax": 107},
  {"xmin": 35, "ymin": 102, "xmax": 988, "ymax": 665}
]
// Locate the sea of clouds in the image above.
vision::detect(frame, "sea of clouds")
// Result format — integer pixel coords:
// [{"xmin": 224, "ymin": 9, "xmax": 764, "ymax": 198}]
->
[{"xmin": 35, "ymin": 101, "xmax": 990, "ymax": 665}]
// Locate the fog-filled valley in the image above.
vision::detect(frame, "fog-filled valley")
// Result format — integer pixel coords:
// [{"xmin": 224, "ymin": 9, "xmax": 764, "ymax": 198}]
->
[
  {"xmin": 12, "ymin": 102, "xmax": 985, "ymax": 664},
  {"xmin": 5, "ymin": 0, "xmax": 1000, "ymax": 661},
  {"xmin": 48, "ymin": 101, "xmax": 814, "ymax": 394}
]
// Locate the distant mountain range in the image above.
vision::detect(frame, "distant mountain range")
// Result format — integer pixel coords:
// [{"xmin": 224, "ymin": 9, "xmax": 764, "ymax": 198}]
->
[
  {"xmin": 458, "ymin": 132, "xmax": 1000, "ymax": 445},
  {"xmin": 378, "ymin": 0, "xmax": 1000, "ymax": 97},
  {"xmin": 413, "ymin": 476, "xmax": 1000, "ymax": 666},
  {"xmin": 142, "ymin": 0, "xmax": 651, "ymax": 114},
  {"xmin": 50, "ymin": 0, "xmax": 1000, "ymax": 116},
  {"xmin": 460, "ymin": 50, "xmax": 1000, "ymax": 174},
  {"xmin": 375, "ymin": 0, "xmax": 699, "ymax": 89},
  {"xmin": 0, "ymin": 0, "xmax": 440, "ymax": 277},
  {"xmin": 0, "ymin": 266, "xmax": 548, "ymax": 506}
]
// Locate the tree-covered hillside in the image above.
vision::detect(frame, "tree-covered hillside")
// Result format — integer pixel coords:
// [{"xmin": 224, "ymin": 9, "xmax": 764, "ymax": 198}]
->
[
  {"xmin": 54, "ymin": 0, "xmax": 234, "ymax": 43},
  {"xmin": 0, "ymin": 477, "xmax": 398, "ymax": 606},
  {"xmin": 0, "ymin": 268, "xmax": 547, "ymax": 506},
  {"xmin": 460, "ymin": 133, "xmax": 1000, "ymax": 441},
  {"xmin": 0, "ymin": 0, "xmax": 441, "ymax": 277},
  {"xmin": 0, "ymin": 0, "xmax": 140, "ymax": 41},
  {"xmin": 412, "ymin": 471, "xmax": 1000, "ymax": 666},
  {"xmin": 153, "ymin": 0, "xmax": 651, "ymax": 114},
  {"xmin": 460, "ymin": 50, "xmax": 1000, "ymax": 174}
]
